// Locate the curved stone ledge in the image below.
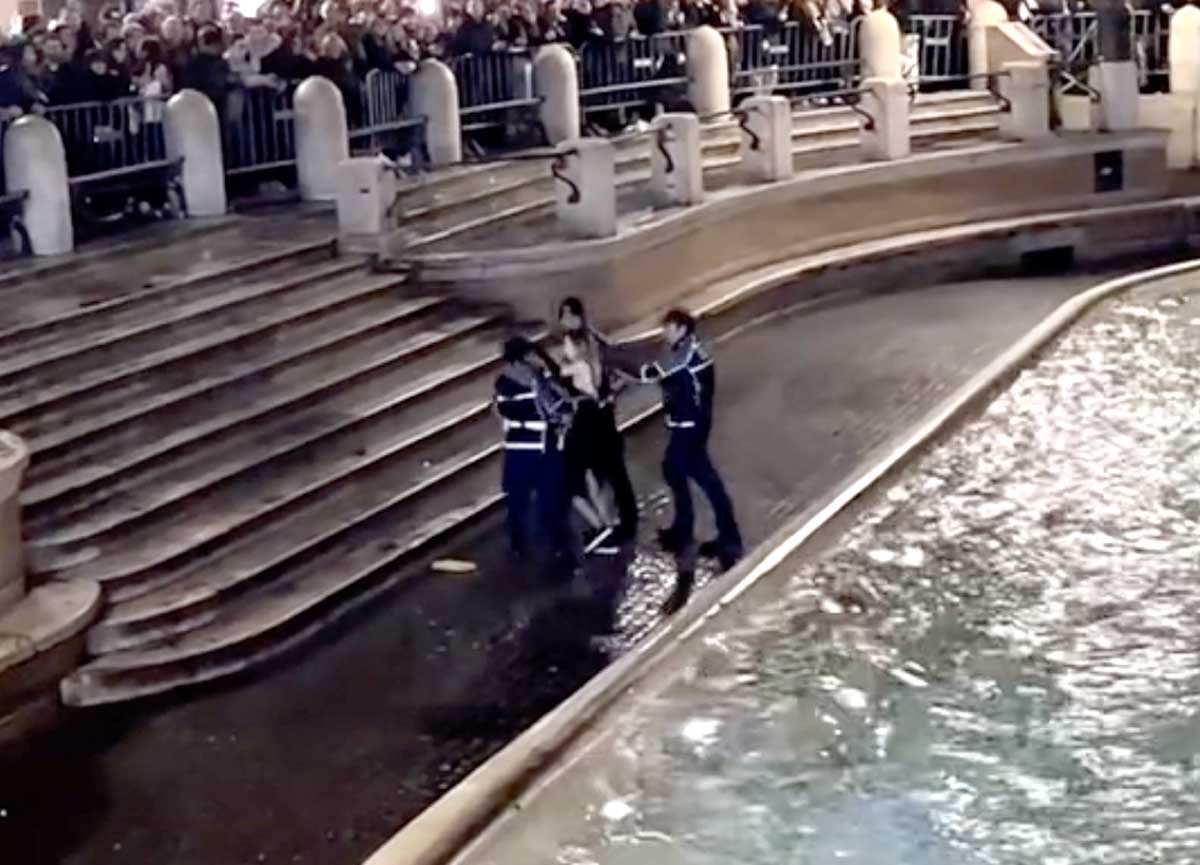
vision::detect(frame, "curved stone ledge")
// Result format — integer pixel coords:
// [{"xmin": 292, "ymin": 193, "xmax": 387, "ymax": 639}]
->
[
  {"xmin": 404, "ymin": 132, "xmax": 1177, "ymax": 331},
  {"xmin": 0, "ymin": 431, "xmax": 29, "ymax": 614}
]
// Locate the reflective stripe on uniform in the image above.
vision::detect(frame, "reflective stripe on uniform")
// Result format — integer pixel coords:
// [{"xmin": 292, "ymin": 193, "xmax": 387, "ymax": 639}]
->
[{"xmin": 502, "ymin": 420, "xmax": 549, "ymax": 431}]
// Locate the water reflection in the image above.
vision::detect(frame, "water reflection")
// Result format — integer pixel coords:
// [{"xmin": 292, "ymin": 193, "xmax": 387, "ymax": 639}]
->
[{"xmin": 529, "ymin": 275, "xmax": 1200, "ymax": 864}]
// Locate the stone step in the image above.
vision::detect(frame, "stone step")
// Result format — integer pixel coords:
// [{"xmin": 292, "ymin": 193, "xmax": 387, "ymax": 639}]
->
[
  {"xmin": 0, "ymin": 240, "xmax": 336, "ymax": 357},
  {"xmin": 61, "ymin": 386, "xmax": 662, "ymax": 706},
  {"xmin": 19, "ymin": 286, "xmax": 445, "ymax": 501},
  {"xmin": 0, "ymin": 262, "xmax": 397, "ymax": 429},
  {"xmin": 23, "ymin": 308, "xmax": 502, "ymax": 532}
]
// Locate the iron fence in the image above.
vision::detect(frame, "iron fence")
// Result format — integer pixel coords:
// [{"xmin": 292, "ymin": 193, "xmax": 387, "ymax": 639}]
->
[
  {"xmin": 450, "ymin": 51, "xmax": 539, "ymax": 132},
  {"xmin": 1028, "ymin": 10, "xmax": 1167, "ymax": 76},
  {"xmin": 578, "ymin": 32, "xmax": 690, "ymax": 114},
  {"xmin": 910, "ymin": 14, "xmax": 967, "ymax": 83},
  {"xmin": 222, "ymin": 84, "xmax": 296, "ymax": 177},
  {"xmin": 43, "ymin": 97, "xmax": 169, "ymax": 181}
]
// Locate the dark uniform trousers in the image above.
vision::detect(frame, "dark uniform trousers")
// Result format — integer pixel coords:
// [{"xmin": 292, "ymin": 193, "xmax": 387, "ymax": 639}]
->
[
  {"xmin": 594, "ymin": 404, "xmax": 639, "ymax": 535},
  {"xmin": 503, "ymin": 444, "xmax": 570, "ymax": 556},
  {"xmin": 662, "ymin": 420, "xmax": 741, "ymax": 551}
]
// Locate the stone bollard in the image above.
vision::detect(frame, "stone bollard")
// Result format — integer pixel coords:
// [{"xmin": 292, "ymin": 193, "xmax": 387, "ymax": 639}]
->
[
  {"xmin": 687, "ymin": 25, "xmax": 731, "ymax": 118},
  {"xmin": 1137, "ymin": 92, "xmax": 1196, "ymax": 168},
  {"xmin": 555, "ymin": 138, "xmax": 615, "ymax": 239},
  {"xmin": 650, "ymin": 113, "xmax": 703, "ymax": 208},
  {"xmin": 740, "ymin": 95, "xmax": 792, "ymax": 182},
  {"xmin": 534, "ymin": 44, "xmax": 580, "ymax": 145},
  {"xmin": 336, "ymin": 155, "xmax": 398, "ymax": 237},
  {"xmin": 860, "ymin": 78, "xmax": 910, "ymax": 161},
  {"xmin": 410, "ymin": 59, "xmax": 462, "ymax": 166},
  {"xmin": 0, "ymin": 431, "xmax": 29, "ymax": 615},
  {"xmin": 1096, "ymin": 62, "xmax": 1139, "ymax": 130},
  {"xmin": 3, "ymin": 116, "xmax": 72, "ymax": 256},
  {"xmin": 1169, "ymin": 4, "xmax": 1200, "ymax": 94},
  {"xmin": 999, "ymin": 61, "xmax": 1051, "ymax": 141},
  {"xmin": 969, "ymin": 0, "xmax": 1009, "ymax": 90},
  {"xmin": 164, "ymin": 88, "xmax": 227, "ymax": 217},
  {"xmin": 294, "ymin": 76, "xmax": 349, "ymax": 202},
  {"xmin": 860, "ymin": 8, "xmax": 902, "ymax": 81}
]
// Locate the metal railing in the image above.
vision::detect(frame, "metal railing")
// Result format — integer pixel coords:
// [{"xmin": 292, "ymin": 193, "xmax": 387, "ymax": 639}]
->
[
  {"xmin": 1028, "ymin": 10, "xmax": 1168, "ymax": 77},
  {"xmin": 43, "ymin": 97, "xmax": 170, "ymax": 182},
  {"xmin": 450, "ymin": 51, "xmax": 540, "ymax": 133},
  {"xmin": 910, "ymin": 14, "xmax": 967, "ymax": 83},
  {"xmin": 222, "ymin": 84, "xmax": 296, "ymax": 177},
  {"xmin": 578, "ymin": 32, "xmax": 690, "ymax": 114},
  {"xmin": 730, "ymin": 22, "xmax": 860, "ymax": 96},
  {"xmin": 351, "ymin": 68, "xmax": 427, "ymax": 161}
]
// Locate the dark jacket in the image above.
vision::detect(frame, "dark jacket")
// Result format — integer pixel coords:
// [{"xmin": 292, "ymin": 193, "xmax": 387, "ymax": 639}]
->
[
  {"xmin": 453, "ymin": 17, "xmax": 498, "ymax": 55},
  {"xmin": 495, "ymin": 362, "xmax": 573, "ymax": 452},
  {"xmin": 638, "ymin": 334, "xmax": 715, "ymax": 429}
]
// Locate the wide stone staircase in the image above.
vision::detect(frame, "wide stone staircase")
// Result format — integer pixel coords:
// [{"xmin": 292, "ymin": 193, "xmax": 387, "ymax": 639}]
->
[{"xmin": 3, "ymin": 90, "xmax": 1002, "ymax": 706}]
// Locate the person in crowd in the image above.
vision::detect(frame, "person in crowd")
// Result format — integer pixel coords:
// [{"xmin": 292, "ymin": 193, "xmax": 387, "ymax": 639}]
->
[
  {"xmin": 80, "ymin": 47, "xmax": 132, "ymax": 101},
  {"xmin": 105, "ymin": 38, "xmax": 134, "ymax": 90},
  {"xmin": 183, "ymin": 24, "xmax": 238, "ymax": 118},
  {"xmin": 315, "ymin": 32, "xmax": 363, "ymax": 121},
  {"xmin": 494, "ymin": 336, "xmax": 576, "ymax": 569},
  {"xmin": 624, "ymin": 309, "xmax": 743, "ymax": 570},
  {"xmin": 0, "ymin": 45, "xmax": 44, "ymax": 117},
  {"xmin": 557, "ymin": 296, "xmax": 639, "ymax": 542},
  {"xmin": 633, "ymin": 0, "xmax": 667, "ymax": 34},
  {"xmin": 593, "ymin": 0, "xmax": 636, "ymax": 40},
  {"xmin": 453, "ymin": 0, "xmax": 500, "ymax": 55}
]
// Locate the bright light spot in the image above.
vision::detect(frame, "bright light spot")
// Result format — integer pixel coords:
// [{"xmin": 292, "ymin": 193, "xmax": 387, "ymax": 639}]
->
[
  {"xmin": 681, "ymin": 717, "xmax": 720, "ymax": 746},
  {"xmin": 416, "ymin": 0, "xmax": 439, "ymax": 16},
  {"xmin": 834, "ymin": 687, "xmax": 868, "ymax": 711},
  {"xmin": 601, "ymin": 799, "xmax": 634, "ymax": 821}
]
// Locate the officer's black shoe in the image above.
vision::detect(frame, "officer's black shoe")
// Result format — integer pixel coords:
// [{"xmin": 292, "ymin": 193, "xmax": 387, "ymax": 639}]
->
[
  {"xmin": 717, "ymin": 547, "xmax": 744, "ymax": 572},
  {"xmin": 698, "ymin": 539, "xmax": 723, "ymax": 560},
  {"xmin": 657, "ymin": 527, "xmax": 690, "ymax": 554}
]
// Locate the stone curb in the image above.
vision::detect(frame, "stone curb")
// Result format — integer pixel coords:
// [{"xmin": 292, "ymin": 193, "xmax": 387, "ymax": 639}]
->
[{"xmin": 361, "ymin": 257, "xmax": 1200, "ymax": 865}]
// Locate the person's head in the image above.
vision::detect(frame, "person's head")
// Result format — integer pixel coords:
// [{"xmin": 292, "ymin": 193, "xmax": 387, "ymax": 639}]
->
[
  {"xmin": 43, "ymin": 32, "xmax": 66, "ymax": 63},
  {"xmin": 662, "ymin": 308, "xmax": 695, "ymax": 346},
  {"xmin": 196, "ymin": 23, "xmax": 224, "ymax": 54},
  {"xmin": 503, "ymin": 336, "xmax": 535, "ymax": 365},
  {"xmin": 558, "ymin": 296, "xmax": 586, "ymax": 332},
  {"xmin": 138, "ymin": 36, "xmax": 165, "ymax": 65},
  {"xmin": 20, "ymin": 43, "xmax": 41, "ymax": 74},
  {"xmin": 85, "ymin": 48, "xmax": 107, "ymax": 75},
  {"xmin": 319, "ymin": 32, "xmax": 348, "ymax": 59},
  {"xmin": 160, "ymin": 14, "xmax": 184, "ymax": 45},
  {"xmin": 106, "ymin": 38, "xmax": 129, "ymax": 66}
]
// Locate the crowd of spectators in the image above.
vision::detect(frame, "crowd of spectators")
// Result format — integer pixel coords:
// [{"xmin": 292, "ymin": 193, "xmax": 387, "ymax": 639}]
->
[{"xmin": 0, "ymin": 0, "xmax": 894, "ymax": 118}]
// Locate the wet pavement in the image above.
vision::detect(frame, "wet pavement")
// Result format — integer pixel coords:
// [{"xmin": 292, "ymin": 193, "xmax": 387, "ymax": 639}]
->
[
  {"xmin": 0, "ymin": 266, "xmax": 1156, "ymax": 865},
  {"xmin": 456, "ymin": 271, "xmax": 1200, "ymax": 865}
]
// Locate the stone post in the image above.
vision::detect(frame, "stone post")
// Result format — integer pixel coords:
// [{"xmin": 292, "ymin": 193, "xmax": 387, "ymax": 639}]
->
[
  {"xmin": 687, "ymin": 25, "xmax": 731, "ymax": 117},
  {"xmin": 410, "ymin": 59, "xmax": 462, "ymax": 166},
  {"xmin": 969, "ymin": 0, "xmax": 1009, "ymax": 90},
  {"xmin": 555, "ymin": 138, "xmax": 615, "ymax": 239},
  {"xmin": 999, "ymin": 60, "xmax": 1052, "ymax": 141},
  {"xmin": 650, "ymin": 113, "xmax": 703, "ymax": 208},
  {"xmin": 861, "ymin": 8, "xmax": 902, "ymax": 81},
  {"xmin": 3, "ymin": 116, "xmax": 72, "ymax": 256},
  {"xmin": 0, "ymin": 432, "xmax": 29, "ymax": 615},
  {"xmin": 534, "ymin": 44, "xmax": 580, "ymax": 145},
  {"xmin": 860, "ymin": 77, "xmax": 910, "ymax": 161},
  {"xmin": 740, "ymin": 95, "xmax": 792, "ymax": 182},
  {"xmin": 164, "ymin": 88, "xmax": 227, "ymax": 216},
  {"xmin": 294, "ymin": 76, "xmax": 349, "ymax": 202}
]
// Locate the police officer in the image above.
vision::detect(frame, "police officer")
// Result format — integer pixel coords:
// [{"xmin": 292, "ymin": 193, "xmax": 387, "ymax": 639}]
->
[
  {"xmin": 630, "ymin": 309, "xmax": 743, "ymax": 570},
  {"xmin": 494, "ymin": 336, "xmax": 574, "ymax": 567}
]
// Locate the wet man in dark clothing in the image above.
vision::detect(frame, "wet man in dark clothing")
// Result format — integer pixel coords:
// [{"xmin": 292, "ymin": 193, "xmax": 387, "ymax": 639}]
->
[
  {"xmin": 557, "ymin": 296, "xmax": 639, "ymax": 543},
  {"xmin": 631, "ymin": 309, "xmax": 743, "ymax": 570},
  {"xmin": 494, "ymin": 336, "xmax": 575, "ymax": 569}
]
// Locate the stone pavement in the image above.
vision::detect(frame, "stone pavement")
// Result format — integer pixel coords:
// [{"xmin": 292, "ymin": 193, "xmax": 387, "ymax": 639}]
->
[{"xmin": 0, "ymin": 266, "xmax": 1151, "ymax": 865}]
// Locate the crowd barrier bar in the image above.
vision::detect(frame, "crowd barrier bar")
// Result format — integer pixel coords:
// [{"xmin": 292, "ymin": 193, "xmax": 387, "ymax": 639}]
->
[
  {"xmin": 1028, "ymin": 10, "xmax": 1167, "ymax": 77},
  {"xmin": 222, "ymin": 84, "xmax": 297, "ymax": 177},
  {"xmin": 450, "ymin": 51, "xmax": 541, "ymax": 133},
  {"xmin": 43, "ymin": 96, "xmax": 171, "ymax": 182},
  {"xmin": 578, "ymin": 32, "xmax": 690, "ymax": 114}
]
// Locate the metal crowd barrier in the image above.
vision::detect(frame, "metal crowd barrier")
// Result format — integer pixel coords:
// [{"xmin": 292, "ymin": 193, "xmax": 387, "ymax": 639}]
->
[
  {"xmin": 909, "ymin": 14, "xmax": 966, "ymax": 84},
  {"xmin": 729, "ymin": 22, "xmax": 859, "ymax": 96},
  {"xmin": 43, "ymin": 97, "xmax": 169, "ymax": 181},
  {"xmin": 350, "ymin": 69, "xmax": 427, "ymax": 163},
  {"xmin": 1028, "ymin": 10, "xmax": 1167, "ymax": 77},
  {"xmin": 578, "ymin": 32, "xmax": 690, "ymax": 114},
  {"xmin": 449, "ymin": 51, "xmax": 539, "ymax": 133},
  {"xmin": 222, "ymin": 84, "xmax": 296, "ymax": 177}
]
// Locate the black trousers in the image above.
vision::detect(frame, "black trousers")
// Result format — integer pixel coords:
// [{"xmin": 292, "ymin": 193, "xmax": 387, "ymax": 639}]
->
[
  {"xmin": 502, "ymin": 447, "xmax": 570, "ymax": 555},
  {"xmin": 593, "ymin": 404, "xmax": 639, "ymax": 533},
  {"xmin": 662, "ymin": 425, "xmax": 741, "ymax": 550}
]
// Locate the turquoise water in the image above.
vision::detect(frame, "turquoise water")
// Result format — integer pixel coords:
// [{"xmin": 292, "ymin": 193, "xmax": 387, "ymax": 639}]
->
[{"xmin": 473, "ymin": 273, "xmax": 1200, "ymax": 865}]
